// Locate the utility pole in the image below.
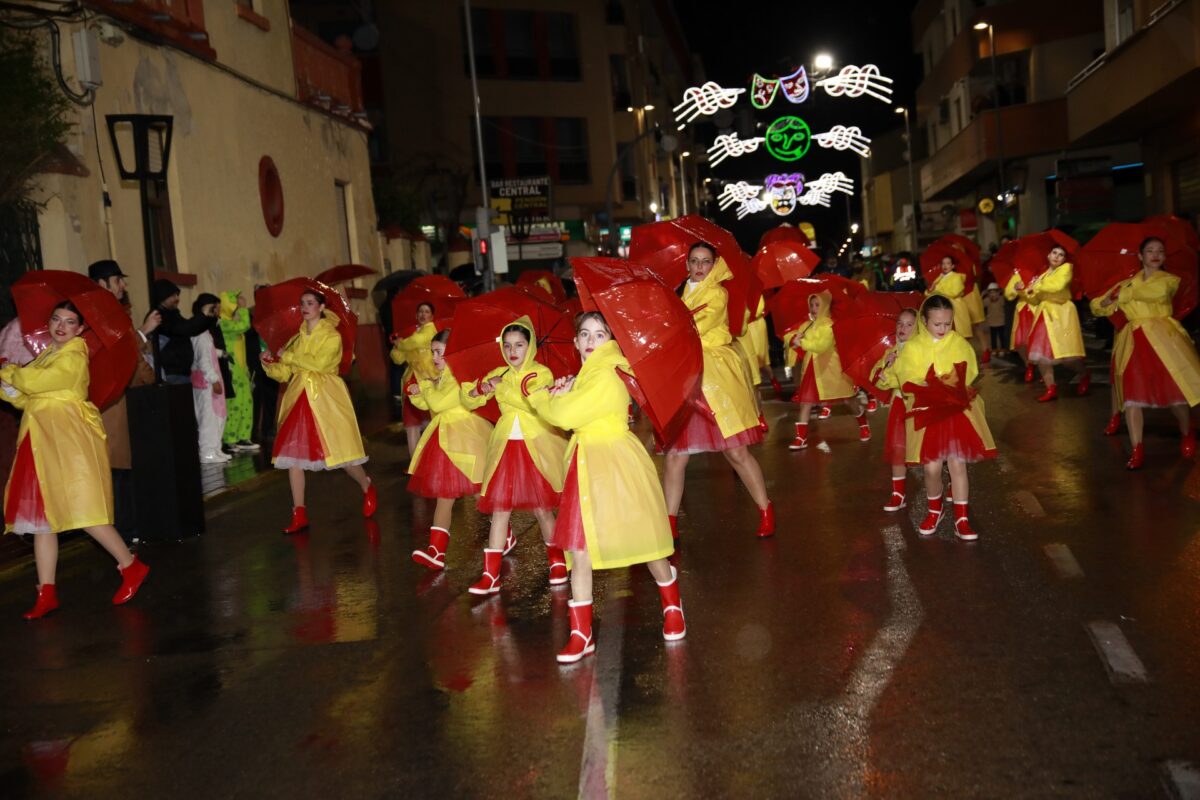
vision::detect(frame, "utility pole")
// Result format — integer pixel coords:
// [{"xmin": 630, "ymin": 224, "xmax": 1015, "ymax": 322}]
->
[{"xmin": 464, "ymin": 0, "xmax": 494, "ymax": 290}]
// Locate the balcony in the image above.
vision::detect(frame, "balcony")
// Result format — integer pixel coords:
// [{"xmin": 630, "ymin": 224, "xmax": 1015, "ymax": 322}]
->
[
  {"xmin": 87, "ymin": 0, "xmax": 215, "ymax": 60},
  {"xmin": 291, "ymin": 23, "xmax": 365, "ymax": 122},
  {"xmin": 1066, "ymin": 0, "xmax": 1200, "ymax": 146},
  {"xmin": 920, "ymin": 98, "xmax": 1068, "ymax": 199}
]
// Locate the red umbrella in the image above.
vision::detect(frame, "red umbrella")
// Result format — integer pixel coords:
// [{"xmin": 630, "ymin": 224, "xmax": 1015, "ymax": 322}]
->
[
  {"xmin": 515, "ymin": 270, "xmax": 568, "ymax": 305},
  {"xmin": 11, "ymin": 270, "xmax": 138, "ymax": 410},
  {"xmin": 987, "ymin": 240, "xmax": 1022, "ymax": 290},
  {"xmin": 751, "ymin": 234, "xmax": 821, "ymax": 289},
  {"xmin": 760, "ymin": 224, "xmax": 810, "ymax": 247},
  {"xmin": 1144, "ymin": 214, "xmax": 1200, "ymax": 250},
  {"xmin": 253, "ymin": 278, "xmax": 357, "ymax": 375},
  {"xmin": 571, "ymin": 257, "xmax": 702, "ymax": 442},
  {"xmin": 390, "ymin": 275, "xmax": 465, "ymax": 338},
  {"xmin": 833, "ymin": 311, "xmax": 899, "ymax": 389},
  {"xmin": 314, "ymin": 264, "xmax": 378, "ymax": 286},
  {"xmin": 1075, "ymin": 222, "xmax": 1198, "ymax": 319},
  {"xmin": 628, "ymin": 215, "xmax": 761, "ymax": 336},
  {"xmin": 903, "ymin": 363, "xmax": 977, "ymax": 431},
  {"xmin": 444, "ymin": 286, "xmax": 578, "ymax": 383},
  {"xmin": 920, "ymin": 241, "xmax": 977, "ymax": 291},
  {"xmin": 767, "ymin": 275, "xmax": 868, "ymax": 335},
  {"xmin": 833, "ymin": 291, "xmax": 926, "ymax": 320},
  {"xmin": 936, "ymin": 234, "xmax": 981, "ymax": 270}
]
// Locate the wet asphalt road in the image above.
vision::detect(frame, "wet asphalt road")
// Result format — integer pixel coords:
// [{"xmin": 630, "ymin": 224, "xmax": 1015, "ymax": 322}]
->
[{"xmin": 0, "ymin": 350, "xmax": 1198, "ymax": 799}]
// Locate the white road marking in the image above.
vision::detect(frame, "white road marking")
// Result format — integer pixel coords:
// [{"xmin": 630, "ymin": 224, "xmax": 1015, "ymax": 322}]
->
[
  {"xmin": 1012, "ymin": 489, "xmax": 1046, "ymax": 517},
  {"xmin": 1085, "ymin": 621, "xmax": 1149, "ymax": 684},
  {"xmin": 577, "ymin": 572, "xmax": 629, "ymax": 800},
  {"xmin": 815, "ymin": 441, "xmax": 832, "ymax": 453},
  {"xmin": 1043, "ymin": 544, "xmax": 1084, "ymax": 579},
  {"xmin": 1163, "ymin": 760, "xmax": 1200, "ymax": 800}
]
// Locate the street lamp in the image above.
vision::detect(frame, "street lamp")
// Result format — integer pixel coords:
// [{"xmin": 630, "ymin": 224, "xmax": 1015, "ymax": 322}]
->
[
  {"xmin": 850, "ymin": 222, "xmax": 859, "ymax": 234},
  {"xmin": 678, "ymin": 150, "xmax": 691, "ymax": 214},
  {"xmin": 974, "ymin": 21, "xmax": 1007, "ymax": 202},
  {"xmin": 814, "ymin": 52, "xmax": 834, "ymax": 72},
  {"xmin": 894, "ymin": 105, "xmax": 920, "ymax": 251}
]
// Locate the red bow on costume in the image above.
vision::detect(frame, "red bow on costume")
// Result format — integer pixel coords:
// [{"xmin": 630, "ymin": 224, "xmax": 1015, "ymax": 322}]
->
[{"xmin": 902, "ymin": 363, "xmax": 977, "ymax": 431}]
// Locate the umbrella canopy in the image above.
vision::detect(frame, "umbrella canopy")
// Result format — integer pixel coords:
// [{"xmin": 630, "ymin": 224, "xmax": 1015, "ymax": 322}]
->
[
  {"xmin": 1143, "ymin": 214, "xmax": 1200, "ymax": 250},
  {"xmin": 936, "ymin": 234, "xmax": 981, "ymax": 270},
  {"xmin": 760, "ymin": 224, "xmax": 811, "ymax": 247},
  {"xmin": 571, "ymin": 257, "xmax": 702, "ymax": 442},
  {"xmin": 833, "ymin": 310, "xmax": 898, "ymax": 389},
  {"xmin": 751, "ymin": 231, "xmax": 821, "ymax": 289},
  {"xmin": 767, "ymin": 275, "xmax": 868, "ymax": 335},
  {"xmin": 390, "ymin": 275, "xmax": 466, "ymax": 338},
  {"xmin": 253, "ymin": 278, "xmax": 357, "ymax": 375},
  {"xmin": 11, "ymin": 270, "xmax": 139, "ymax": 410},
  {"xmin": 443, "ymin": 286, "xmax": 578, "ymax": 383},
  {"xmin": 990, "ymin": 230, "xmax": 1081, "ymax": 291},
  {"xmin": 834, "ymin": 291, "xmax": 926, "ymax": 320},
  {"xmin": 628, "ymin": 214, "xmax": 761, "ymax": 337},
  {"xmin": 919, "ymin": 241, "xmax": 977, "ymax": 291},
  {"xmin": 515, "ymin": 269, "xmax": 568, "ymax": 305},
  {"xmin": 314, "ymin": 264, "xmax": 378, "ymax": 286},
  {"xmin": 1075, "ymin": 222, "xmax": 1198, "ymax": 319}
]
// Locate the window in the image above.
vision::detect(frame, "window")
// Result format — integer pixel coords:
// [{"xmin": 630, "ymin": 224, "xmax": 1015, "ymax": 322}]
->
[
  {"xmin": 545, "ymin": 13, "xmax": 580, "ymax": 80},
  {"xmin": 554, "ymin": 118, "xmax": 589, "ymax": 184},
  {"xmin": 478, "ymin": 116, "xmax": 591, "ymax": 185},
  {"xmin": 605, "ymin": 1, "xmax": 625, "ymax": 25},
  {"xmin": 335, "ymin": 181, "xmax": 352, "ymax": 264},
  {"xmin": 465, "ymin": 9, "xmax": 580, "ymax": 81},
  {"xmin": 512, "ymin": 117, "xmax": 549, "ymax": 177},
  {"xmin": 504, "ymin": 11, "xmax": 537, "ymax": 78},
  {"xmin": 145, "ymin": 179, "xmax": 178, "ymax": 272},
  {"xmin": 618, "ymin": 140, "xmax": 637, "ymax": 201},
  {"xmin": 1116, "ymin": 0, "xmax": 1135, "ymax": 46},
  {"xmin": 953, "ymin": 97, "xmax": 963, "ymax": 132},
  {"xmin": 610, "ymin": 54, "xmax": 631, "ymax": 111},
  {"xmin": 1172, "ymin": 155, "xmax": 1200, "ymax": 218}
]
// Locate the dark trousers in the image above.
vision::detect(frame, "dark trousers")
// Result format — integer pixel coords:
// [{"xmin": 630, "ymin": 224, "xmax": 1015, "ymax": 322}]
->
[
  {"xmin": 989, "ymin": 326, "xmax": 1006, "ymax": 350},
  {"xmin": 251, "ymin": 374, "xmax": 279, "ymax": 440}
]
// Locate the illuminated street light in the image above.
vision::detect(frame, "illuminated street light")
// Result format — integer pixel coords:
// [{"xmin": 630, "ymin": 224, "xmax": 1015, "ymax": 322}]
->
[
  {"xmin": 850, "ymin": 222, "xmax": 860, "ymax": 234},
  {"xmin": 643, "ymin": 104, "xmax": 655, "ymax": 111},
  {"xmin": 649, "ymin": 201, "xmax": 659, "ymax": 214},
  {"xmin": 814, "ymin": 53, "xmax": 833, "ymax": 71},
  {"xmin": 973, "ymin": 21, "xmax": 989, "ymax": 30}
]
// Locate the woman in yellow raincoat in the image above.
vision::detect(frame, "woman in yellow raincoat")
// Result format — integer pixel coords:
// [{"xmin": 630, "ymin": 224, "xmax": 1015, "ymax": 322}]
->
[
  {"xmin": 390, "ymin": 302, "xmax": 439, "ymax": 456},
  {"xmin": 1, "ymin": 301, "xmax": 149, "ymax": 619},
  {"xmin": 1004, "ymin": 270, "xmax": 1041, "ymax": 383},
  {"xmin": 883, "ymin": 295, "xmax": 996, "ymax": 541},
  {"xmin": 407, "ymin": 329, "xmax": 494, "ymax": 570},
  {"xmin": 661, "ymin": 243, "xmax": 775, "ymax": 538},
  {"xmin": 461, "ymin": 316, "xmax": 568, "ymax": 594},
  {"xmin": 786, "ymin": 290, "xmax": 870, "ymax": 450},
  {"xmin": 262, "ymin": 289, "xmax": 375, "ymax": 534},
  {"xmin": 1020, "ymin": 245, "xmax": 1089, "ymax": 401},
  {"xmin": 871, "ymin": 307, "xmax": 918, "ymax": 512},
  {"xmin": 926, "ymin": 254, "xmax": 974, "ymax": 338},
  {"xmin": 1092, "ymin": 236, "xmax": 1200, "ymax": 470},
  {"xmin": 528, "ymin": 313, "xmax": 682, "ymax": 664}
]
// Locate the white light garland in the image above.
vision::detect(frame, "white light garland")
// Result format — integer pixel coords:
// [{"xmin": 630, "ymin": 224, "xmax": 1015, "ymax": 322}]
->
[
  {"xmin": 673, "ymin": 81, "xmax": 745, "ymax": 129},
  {"xmin": 807, "ymin": 171, "xmax": 856, "ymax": 196},
  {"xmin": 736, "ymin": 197, "xmax": 769, "ymax": 219},
  {"xmin": 816, "ymin": 64, "xmax": 894, "ymax": 104},
  {"xmin": 707, "ymin": 133, "xmax": 766, "ymax": 166},
  {"xmin": 717, "ymin": 181, "xmax": 763, "ymax": 211},
  {"xmin": 812, "ymin": 125, "xmax": 872, "ymax": 157}
]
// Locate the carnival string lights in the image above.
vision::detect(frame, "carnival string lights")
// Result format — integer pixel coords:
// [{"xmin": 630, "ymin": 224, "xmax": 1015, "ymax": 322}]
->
[
  {"xmin": 717, "ymin": 181, "xmax": 764, "ymax": 211},
  {"xmin": 750, "ymin": 66, "xmax": 809, "ymax": 109},
  {"xmin": 707, "ymin": 133, "xmax": 766, "ymax": 167},
  {"xmin": 815, "ymin": 64, "xmax": 894, "ymax": 104},
  {"xmin": 812, "ymin": 125, "xmax": 872, "ymax": 157},
  {"xmin": 673, "ymin": 81, "xmax": 745, "ymax": 128}
]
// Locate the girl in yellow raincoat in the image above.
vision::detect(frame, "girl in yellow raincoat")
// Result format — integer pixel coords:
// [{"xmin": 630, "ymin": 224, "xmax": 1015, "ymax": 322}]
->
[
  {"xmin": 462, "ymin": 317, "xmax": 568, "ymax": 594},
  {"xmin": 660, "ymin": 242, "xmax": 775, "ymax": 538},
  {"xmin": 1, "ymin": 301, "xmax": 149, "ymax": 619},
  {"xmin": 884, "ymin": 295, "xmax": 996, "ymax": 541},
  {"xmin": 871, "ymin": 307, "xmax": 918, "ymax": 512},
  {"xmin": 786, "ymin": 291, "xmax": 871, "ymax": 450},
  {"xmin": 1005, "ymin": 270, "xmax": 1041, "ymax": 383},
  {"xmin": 262, "ymin": 289, "xmax": 375, "ymax": 534},
  {"xmin": 926, "ymin": 254, "xmax": 974, "ymax": 338},
  {"xmin": 390, "ymin": 302, "xmax": 438, "ymax": 456},
  {"xmin": 528, "ymin": 313, "xmax": 682, "ymax": 664},
  {"xmin": 1021, "ymin": 245, "xmax": 1090, "ymax": 402},
  {"xmin": 1092, "ymin": 236, "xmax": 1200, "ymax": 470},
  {"xmin": 407, "ymin": 329, "xmax": 494, "ymax": 570}
]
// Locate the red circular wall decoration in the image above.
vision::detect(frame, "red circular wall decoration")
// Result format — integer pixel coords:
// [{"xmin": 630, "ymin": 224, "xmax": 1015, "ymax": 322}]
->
[{"xmin": 258, "ymin": 156, "xmax": 284, "ymax": 237}]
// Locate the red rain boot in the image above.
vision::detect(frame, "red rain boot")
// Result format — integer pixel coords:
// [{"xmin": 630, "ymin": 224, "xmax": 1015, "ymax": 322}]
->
[
  {"xmin": 953, "ymin": 501, "xmax": 978, "ymax": 541},
  {"xmin": 788, "ymin": 422, "xmax": 808, "ymax": 450},
  {"xmin": 112, "ymin": 557, "xmax": 149, "ymax": 605},
  {"xmin": 1023, "ymin": 363, "xmax": 1035, "ymax": 383},
  {"xmin": 883, "ymin": 477, "xmax": 906, "ymax": 512},
  {"xmin": 1076, "ymin": 371, "xmax": 1091, "ymax": 396},
  {"xmin": 23, "ymin": 584, "xmax": 58, "ymax": 620},
  {"xmin": 467, "ymin": 548, "xmax": 503, "ymax": 595},
  {"xmin": 866, "ymin": 395, "xmax": 878, "ymax": 413},
  {"xmin": 1183, "ymin": 429, "xmax": 1197, "ymax": 458},
  {"xmin": 1103, "ymin": 413, "xmax": 1121, "ymax": 436},
  {"xmin": 557, "ymin": 600, "xmax": 595, "ymax": 664},
  {"xmin": 918, "ymin": 495, "xmax": 944, "ymax": 536},
  {"xmin": 656, "ymin": 566, "xmax": 686, "ymax": 641},
  {"xmin": 546, "ymin": 544, "xmax": 569, "ymax": 586},
  {"xmin": 283, "ymin": 506, "xmax": 309, "ymax": 535},
  {"xmin": 817, "ymin": 405, "xmax": 832, "ymax": 420},
  {"xmin": 1126, "ymin": 443, "xmax": 1145, "ymax": 471},
  {"xmin": 1036, "ymin": 384, "xmax": 1058, "ymax": 403},
  {"xmin": 770, "ymin": 374, "xmax": 785, "ymax": 400},
  {"xmin": 758, "ymin": 414, "xmax": 769, "ymax": 434},
  {"xmin": 412, "ymin": 526, "xmax": 449, "ymax": 570},
  {"xmin": 502, "ymin": 526, "xmax": 516, "ymax": 556},
  {"xmin": 981, "ymin": 349, "xmax": 991, "ymax": 364},
  {"xmin": 755, "ymin": 502, "xmax": 776, "ymax": 538},
  {"xmin": 669, "ymin": 515, "xmax": 679, "ymax": 540},
  {"xmin": 362, "ymin": 482, "xmax": 378, "ymax": 518},
  {"xmin": 857, "ymin": 413, "xmax": 871, "ymax": 442}
]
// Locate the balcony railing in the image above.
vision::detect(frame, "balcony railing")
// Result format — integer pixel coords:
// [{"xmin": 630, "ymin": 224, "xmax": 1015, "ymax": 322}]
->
[
  {"xmin": 87, "ymin": 0, "xmax": 215, "ymax": 60},
  {"xmin": 291, "ymin": 23, "xmax": 365, "ymax": 120}
]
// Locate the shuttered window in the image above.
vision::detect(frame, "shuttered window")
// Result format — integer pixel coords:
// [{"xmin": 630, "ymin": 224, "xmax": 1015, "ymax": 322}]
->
[{"xmin": 1172, "ymin": 155, "xmax": 1200, "ymax": 217}]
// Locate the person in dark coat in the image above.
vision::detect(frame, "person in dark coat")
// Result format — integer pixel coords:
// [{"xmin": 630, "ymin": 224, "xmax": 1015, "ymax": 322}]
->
[{"xmin": 153, "ymin": 279, "xmax": 212, "ymax": 384}]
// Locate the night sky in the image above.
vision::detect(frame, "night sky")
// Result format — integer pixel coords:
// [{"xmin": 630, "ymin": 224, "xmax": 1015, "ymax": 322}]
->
[{"xmin": 676, "ymin": 0, "xmax": 922, "ymax": 254}]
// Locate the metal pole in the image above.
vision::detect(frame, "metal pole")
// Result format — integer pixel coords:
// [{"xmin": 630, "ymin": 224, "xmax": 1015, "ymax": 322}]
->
[
  {"xmin": 988, "ymin": 25, "xmax": 1007, "ymax": 194},
  {"xmin": 464, "ymin": 0, "xmax": 493, "ymax": 291},
  {"xmin": 902, "ymin": 108, "xmax": 919, "ymax": 251},
  {"xmin": 679, "ymin": 153, "xmax": 688, "ymax": 215}
]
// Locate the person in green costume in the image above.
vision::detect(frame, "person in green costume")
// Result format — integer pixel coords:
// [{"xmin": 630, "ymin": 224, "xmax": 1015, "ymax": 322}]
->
[{"xmin": 219, "ymin": 290, "xmax": 259, "ymax": 452}]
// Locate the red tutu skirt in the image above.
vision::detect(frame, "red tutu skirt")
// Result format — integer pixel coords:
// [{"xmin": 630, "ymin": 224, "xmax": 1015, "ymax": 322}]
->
[
  {"xmin": 883, "ymin": 395, "xmax": 907, "ymax": 466},
  {"xmin": 273, "ymin": 391, "xmax": 327, "ymax": 470},
  {"xmin": 553, "ymin": 452, "xmax": 586, "ymax": 551},
  {"xmin": 910, "ymin": 411, "xmax": 997, "ymax": 465},
  {"xmin": 4, "ymin": 436, "xmax": 48, "ymax": 534},
  {"xmin": 1121, "ymin": 328, "xmax": 1188, "ymax": 408},
  {"xmin": 659, "ymin": 392, "xmax": 764, "ymax": 455},
  {"xmin": 477, "ymin": 439, "xmax": 559, "ymax": 513},
  {"xmin": 792, "ymin": 361, "xmax": 821, "ymax": 404},
  {"xmin": 402, "ymin": 377, "xmax": 431, "ymax": 428},
  {"xmin": 1025, "ymin": 315, "xmax": 1054, "ymax": 362},
  {"xmin": 408, "ymin": 427, "xmax": 480, "ymax": 499},
  {"xmin": 1012, "ymin": 305, "xmax": 1034, "ymax": 350}
]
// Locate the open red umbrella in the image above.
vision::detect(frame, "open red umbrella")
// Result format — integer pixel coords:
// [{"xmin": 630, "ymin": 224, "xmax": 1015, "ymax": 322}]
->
[
  {"xmin": 834, "ymin": 291, "xmax": 926, "ymax": 320},
  {"xmin": 767, "ymin": 275, "xmax": 868, "ymax": 335},
  {"xmin": 390, "ymin": 275, "xmax": 465, "ymax": 338},
  {"xmin": 314, "ymin": 264, "xmax": 378, "ymax": 286},
  {"xmin": 833, "ymin": 311, "xmax": 898, "ymax": 390},
  {"xmin": 571, "ymin": 257, "xmax": 702, "ymax": 442},
  {"xmin": 444, "ymin": 286, "xmax": 578, "ymax": 384},
  {"xmin": 903, "ymin": 363, "xmax": 977, "ymax": 431},
  {"xmin": 988, "ymin": 230, "xmax": 1081, "ymax": 292},
  {"xmin": 920, "ymin": 241, "xmax": 977, "ymax": 292},
  {"xmin": 1075, "ymin": 222, "xmax": 1198, "ymax": 319},
  {"xmin": 936, "ymin": 234, "xmax": 981, "ymax": 270},
  {"xmin": 515, "ymin": 270, "xmax": 568, "ymax": 305},
  {"xmin": 11, "ymin": 270, "xmax": 138, "ymax": 410},
  {"xmin": 628, "ymin": 215, "xmax": 761, "ymax": 336},
  {"xmin": 253, "ymin": 278, "xmax": 357, "ymax": 375},
  {"xmin": 760, "ymin": 224, "xmax": 811, "ymax": 247},
  {"xmin": 751, "ymin": 228, "xmax": 821, "ymax": 289},
  {"xmin": 1144, "ymin": 214, "xmax": 1200, "ymax": 250}
]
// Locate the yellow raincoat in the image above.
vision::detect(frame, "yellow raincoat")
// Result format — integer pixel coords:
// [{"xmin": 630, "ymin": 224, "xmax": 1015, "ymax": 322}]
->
[
  {"xmin": 871, "ymin": 342, "xmax": 903, "ymax": 400},
  {"xmin": 927, "ymin": 271, "xmax": 973, "ymax": 338},
  {"xmin": 409, "ymin": 364, "xmax": 493, "ymax": 483},
  {"xmin": 390, "ymin": 321, "xmax": 439, "ymax": 383},
  {"xmin": 462, "ymin": 316, "xmax": 567, "ymax": 494},
  {"xmin": 1024, "ymin": 261, "xmax": 1084, "ymax": 361},
  {"xmin": 965, "ymin": 282, "xmax": 986, "ymax": 325},
  {"xmin": 0, "ymin": 337, "xmax": 113, "ymax": 533},
  {"xmin": 682, "ymin": 259, "xmax": 762, "ymax": 438},
  {"xmin": 885, "ymin": 325, "xmax": 995, "ymax": 463},
  {"xmin": 1092, "ymin": 271, "xmax": 1200, "ymax": 407},
  {"xmin": 794, "ymin": 291, "xmax": 856, "ymax": 400},
  {"xmin": 263, "ymin": 313, "xmax": 366, "ymax": 469},
  {"xmin": 737, "ymin": 298, "xmax": 770, "ymax": 371},
  {"xmin": 528, "ymin": 341, "xmax": 673, "ymax": 569}
]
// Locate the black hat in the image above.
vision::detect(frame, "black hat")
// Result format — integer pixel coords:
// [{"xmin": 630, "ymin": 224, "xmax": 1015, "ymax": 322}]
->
[
  {"xmin": 152, "ymin": 278, "xmax": 181, "ymax": 307},
  {"xmin": 88, "ymin": 259, "xmax": 128, "ymax": 282}
]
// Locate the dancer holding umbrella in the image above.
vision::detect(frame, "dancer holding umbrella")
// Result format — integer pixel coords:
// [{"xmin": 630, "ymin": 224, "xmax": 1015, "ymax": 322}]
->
[
  {"xmin": 921, "ymin": 244, "xmax": 974, "ymax": 339},
  {"xmin": 1018, "ymin": 241, "xmax": 1089, "ymax": 402},
  {"xmin": 870, "ymin": 308, "xmax": 919, "ymax": 511},
  {"xmin": 390, "ymin": 276, "xmax": 463, "ymax": 457},
  {"xmin": 256, "ymin": 283, "xmax": 376, "ymax": 533}
]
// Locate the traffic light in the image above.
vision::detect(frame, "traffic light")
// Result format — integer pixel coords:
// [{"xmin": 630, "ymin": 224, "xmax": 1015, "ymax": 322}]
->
[{"xmin": 473, "ymin": 205, "xmax": 501, "ymax": 280}]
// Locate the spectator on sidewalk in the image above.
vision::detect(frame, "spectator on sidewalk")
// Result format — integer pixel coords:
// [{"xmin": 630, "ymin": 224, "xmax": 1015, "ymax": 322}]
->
[
  {"xmin": 219, "ymin": 290, "xmax": 258, "ymax": 453},
  {"xmin": 154, "ymin": 279, "xmax": 212, "ymax": 385},
  {"xmin": 190, "ymin": 293, "xmax": 228, "ymax": 464}
]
